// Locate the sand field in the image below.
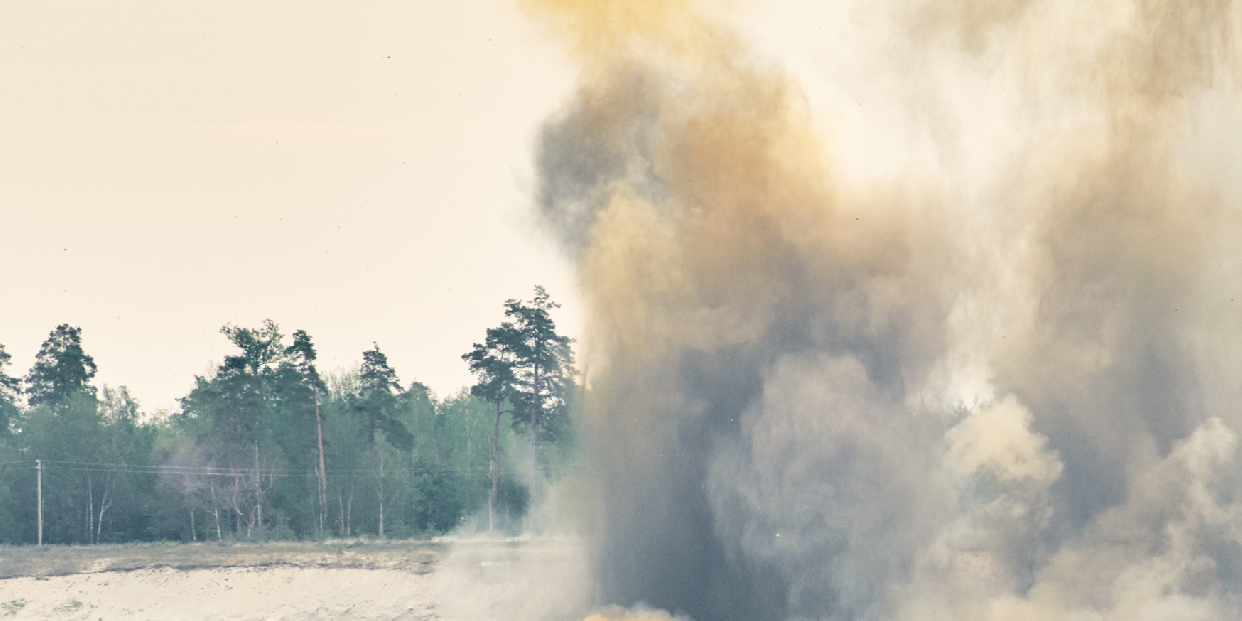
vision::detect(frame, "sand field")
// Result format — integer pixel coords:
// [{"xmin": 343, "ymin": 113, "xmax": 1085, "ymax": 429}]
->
[{"xmin": 0, "ymin": 539, "xmax": 591, "ymax": 620}]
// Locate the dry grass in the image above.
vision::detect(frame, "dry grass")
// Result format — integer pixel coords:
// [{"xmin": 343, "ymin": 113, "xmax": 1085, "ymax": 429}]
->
[{"xmin": 0, "ymin": 540, "xmax": 447, "ymax": 579}]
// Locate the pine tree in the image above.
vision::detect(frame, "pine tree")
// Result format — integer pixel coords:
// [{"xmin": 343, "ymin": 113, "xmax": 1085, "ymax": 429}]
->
[
  {"xmin": 464, "ymin": 285, "xmax": 576, "ymax": 523},
  {"xmin": 0, "ymin": 344, "xmax": 21, "ymax": 436},
  {"xmin": 355, "ymin": 344, "xmax": 414, "ymax": 451},
  {"xmin": 25, "ymin": 324, "xmax": 97, "ymax": 408}
]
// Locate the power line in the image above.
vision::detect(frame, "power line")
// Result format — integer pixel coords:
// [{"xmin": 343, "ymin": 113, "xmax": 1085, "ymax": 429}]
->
[{"xmin": 4, "ymin": 460, "xmax": 549, "ymax": 478}]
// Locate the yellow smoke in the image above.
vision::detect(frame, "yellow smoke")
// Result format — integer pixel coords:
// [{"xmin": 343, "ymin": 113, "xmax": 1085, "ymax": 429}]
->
[
  {"xmin": 523, "ymin": 0, "xmax": 1242, "ymax": 619},
  {"xmin": 584, "ymin": 606, "xmax": 686, "ymax": 621},
  {"xmin": 521, "ymin": 0, "xmax": 714, "ymax": 67}
]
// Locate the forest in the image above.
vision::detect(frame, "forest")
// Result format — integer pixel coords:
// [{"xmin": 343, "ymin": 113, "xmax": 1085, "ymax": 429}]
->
[{"xmin": 0, "ymin": 287, "xmax": 577, "ymax": 545}]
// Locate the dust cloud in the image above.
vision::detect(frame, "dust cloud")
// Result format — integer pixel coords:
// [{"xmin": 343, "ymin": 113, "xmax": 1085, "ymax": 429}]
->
[{"xmin": 520, "ymin": 0, "xmax": 1242, "ymax": 619}]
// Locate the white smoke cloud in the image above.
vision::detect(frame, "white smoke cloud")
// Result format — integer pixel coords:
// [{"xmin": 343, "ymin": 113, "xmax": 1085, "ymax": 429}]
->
[
  {"xmin": 519, "ymin": 0, "xmax": 1242, "ymax": 619},
  {"xmin": 912, "ymin": 417, "xmax": 1242, "ymax": 621}
]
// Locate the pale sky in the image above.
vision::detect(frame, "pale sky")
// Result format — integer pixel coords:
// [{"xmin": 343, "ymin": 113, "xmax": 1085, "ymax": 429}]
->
[
  {"xmin": 5, "ymin": 1, "xmax": 1236, "ymax": 411},
  {"xmin": 0, "ymin": 1, "xmax": 583, "ymax": 410},
  {"xmin": 0, "ymin": 0, "xmax": 874, "ymax": 412}
]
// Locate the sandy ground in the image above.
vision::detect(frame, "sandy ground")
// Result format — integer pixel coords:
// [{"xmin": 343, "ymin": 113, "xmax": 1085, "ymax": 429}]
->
[
  {"xmin": 0, "ymin": 539, "xmax": 592, "ymax": 621},
  {"xmin": 0, "ymin": 566, "xmax": 435, "ymax": 620}
]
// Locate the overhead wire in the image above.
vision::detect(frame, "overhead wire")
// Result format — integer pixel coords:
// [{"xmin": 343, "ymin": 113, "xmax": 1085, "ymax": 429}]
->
[{"xmin": 0, "ymin": 459, "xmax": 551, "ymax": 478}]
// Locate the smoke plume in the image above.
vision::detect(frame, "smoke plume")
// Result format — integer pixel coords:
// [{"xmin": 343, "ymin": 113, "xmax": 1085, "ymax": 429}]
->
[{"xmin": 524, "ymin": 0, "xmax": 1242, "ymax": 619}]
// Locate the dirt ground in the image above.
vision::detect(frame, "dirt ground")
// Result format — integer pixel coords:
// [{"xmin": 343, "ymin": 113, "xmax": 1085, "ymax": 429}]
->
[{"xmin": 0, "ymin": 538, "xmax": 592, "ymax": 620}]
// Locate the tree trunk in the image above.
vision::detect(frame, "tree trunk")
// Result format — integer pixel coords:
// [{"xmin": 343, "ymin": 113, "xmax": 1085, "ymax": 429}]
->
[
  {"xmin": 315, "ymin": 390, "xmax": 328, "ymax": 533},
  {"xmin": 346, "ymin": 480, "xmax": 354, "ymax": 537},
  {"xmin": 377, "ymin": 453, "xmax": 386, "ymax": 539},
  {"xmin": 87, "ymin": 473, "xmax": 94, "ymax": 544},
  {"xmin": 530, "ymin": 361, "xmax": 540, "ymax": 449},
  {"xmin": 232, "ymin": 472, "xmax": 244, "ymax": 536},
  {"xmin": 211, "ymin": 481, "xmax": 223, "ymax": 541},
  {"xmin": 253, "ymin": 442, "xmax": 263, "ymax": 535},
  {"xmin": 337, "ymin": 487, "xmax": 345, "ymax": 535},
  {"xmin": 96, "ymin": 480, "xmax": 112, "ymax": 541},
  {"xmin": 491, "ymin": 400, "xmax": 500, "ymax": 532}
]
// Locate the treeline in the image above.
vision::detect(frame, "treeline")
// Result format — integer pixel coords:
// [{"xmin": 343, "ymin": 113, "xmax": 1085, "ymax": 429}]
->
[{"xmin": 0, "ymin": 287, "xmax": 576, "ymax": 544}]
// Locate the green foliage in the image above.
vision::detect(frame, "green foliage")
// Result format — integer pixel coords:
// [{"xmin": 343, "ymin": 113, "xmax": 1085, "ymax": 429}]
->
[
  {"xmin": 14, "ymin": 390, "xmax": 157, "ymax": 544},
  {"xmin": 0, "ymin": 345, "xmax": 21, "ymax": 438},
  {"xmin": 176, "ymin": 320, "xmax": 327, "ymax": 541},
  {"xmin": 462, "ymin": 325, "xmax": 518, "ymax": 405},
  {"xmin": 24, "ymin": 325, "xmax": 97, "ymax": 408},
  {"xmin": 464, "ymin": 286, "xmax": 576, "ymax": 446},
  {"xmin": 0, "ymin": 307, "xmax": 579, "ymax": 544},
  {"xmin": 461, "ymin": 288, "xmax": 577, "ymax": 534},
  {"xmin": 355, "ymin": 345, "xmax": 414, "ymax": 451}
]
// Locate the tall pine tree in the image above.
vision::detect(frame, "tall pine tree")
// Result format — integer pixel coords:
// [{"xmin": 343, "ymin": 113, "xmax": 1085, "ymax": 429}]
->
[{"xmin": 25, "ymin": 324, "xmax": 97, "ymax": 408}]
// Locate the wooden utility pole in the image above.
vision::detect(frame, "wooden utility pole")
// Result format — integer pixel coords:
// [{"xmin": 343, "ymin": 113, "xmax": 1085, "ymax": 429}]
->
[
  {"xmin": 315, "ymin": 388, "xmax": 328, "ymax": 531},
  {"xmin": 36, "ymin": 459, "xmax": 42, "ymax": 546}
]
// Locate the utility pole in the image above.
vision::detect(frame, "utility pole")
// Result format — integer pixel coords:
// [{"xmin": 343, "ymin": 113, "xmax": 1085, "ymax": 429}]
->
[
  {"xmin": 36, "ymin": 459, "xmax": 42, "ymax": 546},
  {"xmin": 315, "ymin": 388, "xmax": 327, "ymax": 532}
]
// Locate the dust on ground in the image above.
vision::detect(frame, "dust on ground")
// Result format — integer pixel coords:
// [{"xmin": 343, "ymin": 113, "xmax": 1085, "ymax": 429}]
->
[{"xmin": 0, "ymin": 538, "xmax": 591, "ymax": 620}]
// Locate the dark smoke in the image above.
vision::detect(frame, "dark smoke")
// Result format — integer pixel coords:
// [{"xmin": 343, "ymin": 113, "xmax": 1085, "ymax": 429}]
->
[{"xmin": 523, "ymin": 1, "xmax": 1242, "ymax": 619}]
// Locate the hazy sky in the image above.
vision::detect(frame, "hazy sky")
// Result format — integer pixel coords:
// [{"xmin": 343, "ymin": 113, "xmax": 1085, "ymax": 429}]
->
[
  {"xmin": 0, "ymin": 1, "xmax": 586, "ymax": 409},
  {"xmin": 0, "ymin": 0, "xmax": 869, "ymax": 411},
  {"xmin": 9, "ymin": 0, "xmax": 1232, "ymax": 411}
]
